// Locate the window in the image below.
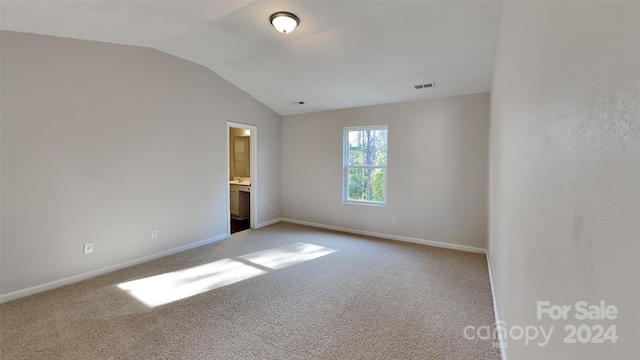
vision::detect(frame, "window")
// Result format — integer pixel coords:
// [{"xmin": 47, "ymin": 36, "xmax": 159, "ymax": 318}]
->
[{"xmin": 343, "ymin": 125, "xmax": 388, "ymax": 205}]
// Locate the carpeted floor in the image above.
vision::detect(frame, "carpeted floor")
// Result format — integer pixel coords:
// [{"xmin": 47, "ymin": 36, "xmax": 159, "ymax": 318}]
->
[{"xmin": 0, "ymin": 222, "xmax": 500, "ymax": 360}]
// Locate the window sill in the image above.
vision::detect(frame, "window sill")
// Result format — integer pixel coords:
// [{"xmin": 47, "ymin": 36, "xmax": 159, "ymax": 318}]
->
[{"xmin": 342, "ymin": 200, "xmax": 387, "ymax": 207}]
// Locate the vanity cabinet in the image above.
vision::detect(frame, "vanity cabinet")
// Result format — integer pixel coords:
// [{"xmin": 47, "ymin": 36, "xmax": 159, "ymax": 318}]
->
[
  {"xmin": 230, "ymin": 187, "xmax": 239, "ymax": 216},
  {"xmin": 230, "ymin": 184, "xmax": 250, "ymax": 220}
]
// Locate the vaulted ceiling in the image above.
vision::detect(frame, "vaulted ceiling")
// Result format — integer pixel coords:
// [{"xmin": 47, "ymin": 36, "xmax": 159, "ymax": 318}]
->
[{"xmin": 1, "ymin": 1, "xmax": 501, "ymax": 115}]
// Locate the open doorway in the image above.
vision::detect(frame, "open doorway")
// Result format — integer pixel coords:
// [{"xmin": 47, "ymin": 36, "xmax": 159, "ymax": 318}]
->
[{"xmin": 227, "ymin": 122, "xmax": 257, "ymax": 236}]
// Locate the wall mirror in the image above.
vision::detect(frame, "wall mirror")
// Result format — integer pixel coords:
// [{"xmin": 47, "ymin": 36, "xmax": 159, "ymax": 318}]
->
[{"xmin": 234, "ymin": 136, "xmax": 250, "ymax": 177}]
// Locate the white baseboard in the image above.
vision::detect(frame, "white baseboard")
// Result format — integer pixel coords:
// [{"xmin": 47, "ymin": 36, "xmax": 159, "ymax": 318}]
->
[
  {"xmin": 486, "ymin": 255, "xmax": 507, "ymax": 360},
  {"xmin": 281, "ymin": 218, "xmax": 487, "ymax": 254},
  {"xmin": 0, "ymin": 234, "xmax": 228, "ymax": 304},
  {"xmin": 255, "ymin": 218, "xmax": 283, "ymax": 229}
]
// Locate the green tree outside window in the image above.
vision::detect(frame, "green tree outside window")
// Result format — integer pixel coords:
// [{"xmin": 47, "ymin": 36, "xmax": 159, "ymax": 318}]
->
[{"xmin": 343, "ymin": 126, "xmax": 387, "ymax": 204}]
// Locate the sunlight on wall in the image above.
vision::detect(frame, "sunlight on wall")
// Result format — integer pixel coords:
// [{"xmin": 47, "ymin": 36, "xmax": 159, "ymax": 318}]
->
[{"xmin": 117, "ymin": 242, "xmax": 336, "ymax": 307}]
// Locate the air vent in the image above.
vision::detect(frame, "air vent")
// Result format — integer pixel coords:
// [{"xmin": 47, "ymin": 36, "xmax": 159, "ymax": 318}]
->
[
  {"xmin": 414, "ymin": 82, "xmax": 436, "ymax": 90},
  {"xmin": 292, "ymin": 101, "xmax": 305, "ymax": 105}
]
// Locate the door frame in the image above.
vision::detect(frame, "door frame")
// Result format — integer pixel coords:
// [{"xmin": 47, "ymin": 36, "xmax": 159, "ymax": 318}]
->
[{"xmin": 226, "ymin": 121, "xmax": 258, "ymax": 236}]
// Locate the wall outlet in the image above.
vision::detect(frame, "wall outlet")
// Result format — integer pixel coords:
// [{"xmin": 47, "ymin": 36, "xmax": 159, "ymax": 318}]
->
[
  {"xmin": 151, "ymin": 229, "xmax": 159, "ymax": 239},
  {"xmin": 270, "ymin": 204, "xmax": 274, "ymax": 211},
  {"xmin": 83, "ymin": 242, "xmax": 94, "ymax": 255},
  {"xmin": 392, "ymin": 216, "xmax": 398, "ymax": 224}
]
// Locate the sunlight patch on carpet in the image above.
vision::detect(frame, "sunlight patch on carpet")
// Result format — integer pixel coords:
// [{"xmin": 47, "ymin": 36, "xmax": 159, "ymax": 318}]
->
[
  {"xmin": 240, "ymin": 242, "xmax": 337, "ymax": 270},
  {"xmin": 117, "ymin": 259, "xmax": 266, "ymax": 307},
  {"xmin": 118, "ymin": 242, "xmax": 336, "ymax": 307}
]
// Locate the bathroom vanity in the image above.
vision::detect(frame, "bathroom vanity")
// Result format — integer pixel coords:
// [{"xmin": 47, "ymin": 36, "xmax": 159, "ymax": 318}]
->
[{"xmin": 230, "ymin": 181, "xmax": 250, "ymax": 220}]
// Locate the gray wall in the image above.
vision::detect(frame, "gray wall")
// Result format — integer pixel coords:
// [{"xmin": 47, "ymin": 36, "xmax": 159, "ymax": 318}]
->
[
  {"xmin": 489, "ymin": 2, "xmax": 639, "ymax": 359},
  {"xmin": 282, "ymin": 93, "xmax": 489, "ymax": 250},
  {"xmin": 0, "ymin": 31, "xmax": 282, "ymax": 298}
]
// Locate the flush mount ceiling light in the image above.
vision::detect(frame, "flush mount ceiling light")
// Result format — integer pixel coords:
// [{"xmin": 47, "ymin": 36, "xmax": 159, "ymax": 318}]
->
[{"xmin": 270, "ymin": 12, "xmax": 299, "ymax": 34}]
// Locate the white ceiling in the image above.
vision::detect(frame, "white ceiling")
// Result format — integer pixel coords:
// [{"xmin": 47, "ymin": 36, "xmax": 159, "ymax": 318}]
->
[{"xmin": 1, "ymin": 1, "xmax": 501, "ymax": 115}]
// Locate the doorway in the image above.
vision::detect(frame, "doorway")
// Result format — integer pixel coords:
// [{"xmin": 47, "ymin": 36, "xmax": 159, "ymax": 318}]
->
[{"xmin": 227, "ymin": 122, "xmax": 257, "ymax": 236}]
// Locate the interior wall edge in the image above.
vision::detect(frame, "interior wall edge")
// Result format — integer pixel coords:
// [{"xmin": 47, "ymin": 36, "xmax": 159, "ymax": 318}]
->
[
  {"xmin": 254, "ymin": 218, "xmax": 283, "ymax": 229},
  {"xmin": 486, "ymin": 256, "xmax": 507, "ymax": 360}
]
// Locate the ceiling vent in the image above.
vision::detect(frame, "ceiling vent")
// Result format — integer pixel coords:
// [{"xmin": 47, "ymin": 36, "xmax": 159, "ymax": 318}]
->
[
  {"xmin": 414, "ymin": 82, "xmax": 435, "ymax": 90},
  {"xmin": 292, "ymin": 101, "xmax": 305, "ymax": 105}
]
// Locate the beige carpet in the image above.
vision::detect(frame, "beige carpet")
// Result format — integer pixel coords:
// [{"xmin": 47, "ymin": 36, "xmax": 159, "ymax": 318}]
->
[{"xmin": 0, "ymin": 222, "xmax": 500, "ymax": 360}]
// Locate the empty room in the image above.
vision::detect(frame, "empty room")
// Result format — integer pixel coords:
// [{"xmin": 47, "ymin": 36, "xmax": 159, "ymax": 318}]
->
[{"xmin": 1, "ymin": 1, "xmax": 638, "ymax": 360}]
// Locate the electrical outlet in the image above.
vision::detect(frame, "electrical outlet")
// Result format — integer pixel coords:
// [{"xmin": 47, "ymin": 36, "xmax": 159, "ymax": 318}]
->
[
  {"xmin": 83, "ymin": 242, "xmax": 94, "ymax": 255},
  {"xmin": 270, "ymin": 204, "xmax": 274, "ymax": 211},
  {"xmin": 151, "ymin": 229, "xmax": 159, "ymax": 239},
  {"xmin": 392, "ymin": 216, "xmax": 398, "ymax": 224}
]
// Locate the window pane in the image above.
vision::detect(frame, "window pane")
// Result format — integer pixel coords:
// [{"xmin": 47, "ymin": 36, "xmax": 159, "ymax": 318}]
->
[
  {"xmin": 347, "ymin": 129, "xmax": 387, "ymax": 166},
  {"xmin": 347, "ymin": 167, "xmax": 386, "ymax": 203}
]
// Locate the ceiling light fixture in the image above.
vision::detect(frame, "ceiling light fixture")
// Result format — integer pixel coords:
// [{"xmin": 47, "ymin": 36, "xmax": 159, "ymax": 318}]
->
[{"xmin": 270, "ymin": 12, "xmax": 299, "ymax": 34}]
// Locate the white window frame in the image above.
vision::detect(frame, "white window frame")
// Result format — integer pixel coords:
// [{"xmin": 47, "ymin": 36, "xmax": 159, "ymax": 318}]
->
[{"xmin": 342, "ymin": 125, "xmax": 388, "ymax": 206}]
